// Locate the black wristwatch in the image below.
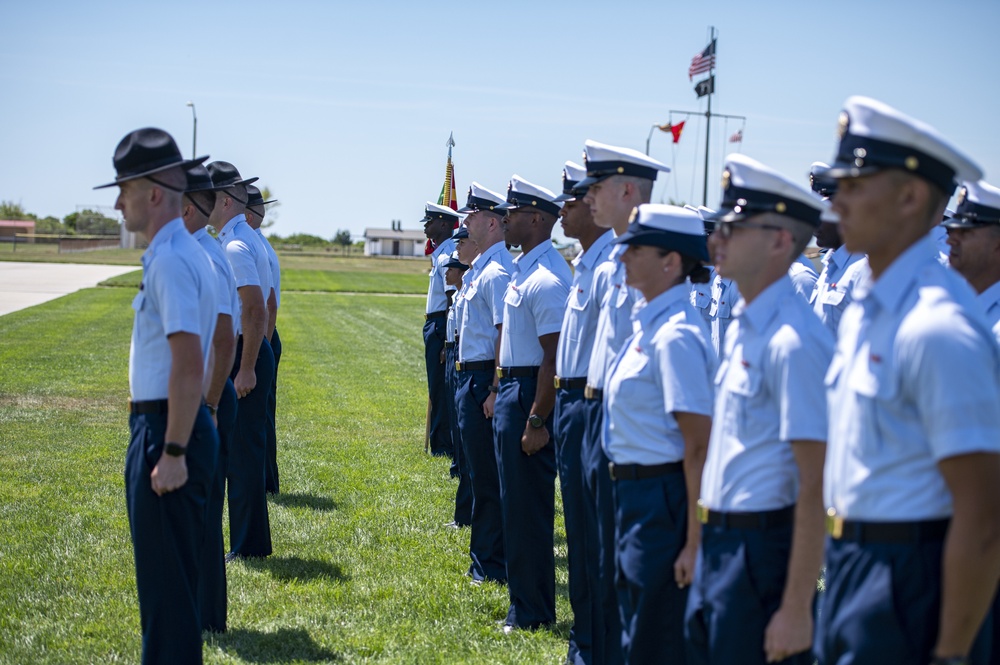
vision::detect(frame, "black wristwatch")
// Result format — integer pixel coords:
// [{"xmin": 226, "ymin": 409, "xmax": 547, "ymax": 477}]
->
[
  {"xmin": 488, "ymin": 385, "xmax": 499, "ymax": 394},
  {"xmin": 527, "ymin": 414, "xmax": 545, "ymax": 429},
  {"xmin": 164, "ymin": 442, "xmax": 187, "ymax": 457}
]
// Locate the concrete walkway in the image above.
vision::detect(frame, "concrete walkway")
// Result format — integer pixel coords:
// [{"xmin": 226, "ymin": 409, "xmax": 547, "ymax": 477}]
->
[{"xmin": 0, "ymin": 261, "xmax": 138, "ymax": 316}]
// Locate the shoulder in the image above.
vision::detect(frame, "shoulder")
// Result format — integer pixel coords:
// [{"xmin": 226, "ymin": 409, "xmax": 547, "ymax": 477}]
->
[
  {"xmin": 768, "ymin": 296, "xmax": 834, "ymax": 364},
  {"xmin": 898, "ymin": 266, "xmax": 990, "ymax": 355}
]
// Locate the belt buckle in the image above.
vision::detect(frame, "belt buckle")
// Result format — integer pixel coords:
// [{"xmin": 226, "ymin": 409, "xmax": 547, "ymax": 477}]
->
[
  {"xmin": 455, "ymin": 361, "xmax": 462, "ymax": 372},
  {"xmin": 696, "ymin": 501, "xmax": 709, "ymax": 525},
  {"xmin": 826, "ymin": 508, "xmax": 844, "ymax": 539},
  {"xmin": 584, "ymin": 386, "xmax": 595, "ymax": 399},
  {"xmin": 607, "ymin": 462, "xmax": 616, "ymax": 481},
  {"xmin": 496, "ymin": 367, "xmax": 504, "ymax": 379},
  {"xmin": 553, "ymin": 377, "xmax": 562, "ymax": 389}
]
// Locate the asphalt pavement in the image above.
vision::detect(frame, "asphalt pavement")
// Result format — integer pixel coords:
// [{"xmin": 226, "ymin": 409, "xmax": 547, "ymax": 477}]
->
[{"xmin": 0, "ymin": 261, "xmax": 137, "ymax": 316}]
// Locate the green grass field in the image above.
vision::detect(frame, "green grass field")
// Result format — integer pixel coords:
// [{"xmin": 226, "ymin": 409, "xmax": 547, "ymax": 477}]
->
[{"xmin": 0, "ymin": 278, "xmax": 571, "ymax": 663}]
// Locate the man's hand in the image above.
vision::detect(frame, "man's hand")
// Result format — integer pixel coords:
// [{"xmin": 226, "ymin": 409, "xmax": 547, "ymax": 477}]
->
[
  {"xmin": 234, "ymin": 367, "xmax": 256, "ymax": 398},
  {"xmin": 674, "ymin": 543, "xmax": 697, "ymax": 588},
  {"xmin": 483, "ymin": 392, "xmax": 496, "ymax": 418},
  {"xmin": 764, "ymin": 604, "xmax": 813, "ymax": 663},
  {"xmin": 521, "ymin": 424, "xmax": 549, "ymax": 455},
  {"xmin": 150, "ymin": 454, "xmax": 188, "ymax": 495}
]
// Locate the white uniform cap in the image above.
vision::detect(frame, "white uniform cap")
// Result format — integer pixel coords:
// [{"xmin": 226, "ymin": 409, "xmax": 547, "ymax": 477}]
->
[
  {"xmin": 496, "ymin": 175, "xmax": 562, "ymax": 216},
  {"xmin": 577, "ymin": 140, "xmax": 670, "ymax": 188},
  {"xmin": 554, "ymin": 161, "xmax": 588, "ymax": 202},
  {"xmin": 457, "ymin": 182, "xmax": 506, "ymax": 214},
  {"xmin": 943, "ymin": 180, "xmax": 1000, "ymax": 228},
  {"xmin": 421, "ymin": 201, "xmax": 461, "ymax": 224},
  {"xmin": 821, "ymin": 96, "xmax": 982, "ymax": 195},
  {"xmin": 614, "ymin": 204, "xmax": 709, "ymax": 261}
]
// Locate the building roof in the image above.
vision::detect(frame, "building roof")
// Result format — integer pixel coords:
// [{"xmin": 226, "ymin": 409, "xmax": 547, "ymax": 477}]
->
[
  {"xmin": 0, "ymin": 220, "xmax": 36, "ymax": 229},
  {"xmin": 363, "ymin": 228, "xmax": 426, "ymax": 241}
]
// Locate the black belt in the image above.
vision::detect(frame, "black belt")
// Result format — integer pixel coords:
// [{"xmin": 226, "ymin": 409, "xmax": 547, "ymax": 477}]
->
[
  {"xmin": 456, "ymin": 360, "xmax": 495, "ymax": 372},
  {"xmin": 425, "ymin": 310, "xmax": 447, "ymax": 321},
  {"xmin": 698, "ymin": 503, "xmax": 794, "ymax": 530},
  {"xmin": 128, "ymin": 399, "xmax": 169, "ymax": 415},
  {"xmin": 554, "ymin": 377, "xmax": 587, "ymax": 390},
  {"xmin": 608, "ymin": 461, "xmax": 683, "ymax": 481},
  {"xmin": 826, "ymin": 512, "xmax": 950, "ymax": 544},
  {"xmin": 584, "ymin": 386, "xmax": 603, "ymax": 400},
  {"xmin": 445, "ymin": 341, "xmax": 456, "ymax": 349},
  {"xmin": 497, "ymin": 366, "xmax": 540, "ymax": 379}
]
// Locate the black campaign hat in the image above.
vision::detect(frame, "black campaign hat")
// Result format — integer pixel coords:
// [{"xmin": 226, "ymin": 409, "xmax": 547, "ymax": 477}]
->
[
  {"xmin": 206, "ymin": 161, "xmax": 259, "ymax": 189},
  {"xmin": 94, "ymin": 127, "xmax": 207, "ymax": 189},
  {"xmin": 245, "ymin": 184, "xmax": 277, "ymax": 209},
  {"xmin": 184, "ymin": 163, "xmax": 216, "ymax": 193}
]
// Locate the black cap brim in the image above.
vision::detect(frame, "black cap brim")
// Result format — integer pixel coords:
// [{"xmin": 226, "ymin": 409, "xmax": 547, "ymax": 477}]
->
[{"xmin": 94, "ymin": 154, "xmax": 209, "ymax": 190}]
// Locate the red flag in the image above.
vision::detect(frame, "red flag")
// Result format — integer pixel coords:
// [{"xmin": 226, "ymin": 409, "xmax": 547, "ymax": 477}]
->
[
  {"xmin": 656, "ymin": 121, "xmax": 685, "ymax": 143},
  {"xmin": 729, "ymin": 129, "xmax": 743, "ymax": 143}
]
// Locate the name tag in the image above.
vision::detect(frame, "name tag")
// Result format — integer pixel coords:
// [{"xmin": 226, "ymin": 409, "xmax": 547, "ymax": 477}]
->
[
  {"xmin": 504, "ymin": 285, "xmax": 523, "ymax": 308},
  {"xmin": 823, "ymin": 290, "xmax": 846, "ymax": 306}
]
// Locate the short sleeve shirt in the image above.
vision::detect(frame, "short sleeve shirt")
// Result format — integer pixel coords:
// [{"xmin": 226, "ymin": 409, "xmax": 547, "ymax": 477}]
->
[
  {"xmin": 218, "ymin": 214, "xmax": 272, "ymax": 335},
  {"xmin": 459, "ymin": 241, "xmax": 515, "ymax": 363},
  {"xmin": 824, "ymin": 236, "xmax": 1000, "ymax": 520},
  {"xmin": 710, "ymin": 276, "xmax": 741, "ymax": 358},
  {"xmin": 194, "ymin": 227, "xmax": 240, "ymax": 335},
  {"xmin": 604, "ymin": 284, "xmax": 716, "ymax": 465},
  {"xmin": 809, "ymin": 245, "xmax": 868, "ymax": 337},
  {"xmin": 587, "ymin": 245, "xmax": 641, "ymax": 390},
  {"xmin": 426, "ymin": 238, "xmax": 456, "ymax": 315},
  {"xmin": 499, "ymin": 242, "xmax": 572, "ymax": 367},
  {"xmin": 788, "ymin": 254, "xmax": 819, "ymax": 302},
  {"xmin": 700, "ymin": 275, "xmax": 834, "ymax": 512},
  {"xmin": 255, "ymin": 228, "xmax": 281, "ymax": 308},
  {"xmin": 977, "ymin": 280, "xmax": 1000, "ymax": 344},
  {"xmin": 129, "ymin": 218, "xmax": 218, "ymax": 401},
  {"xmin": 556, "ymin": 230, "xmax": 615, "ymax": 378}
]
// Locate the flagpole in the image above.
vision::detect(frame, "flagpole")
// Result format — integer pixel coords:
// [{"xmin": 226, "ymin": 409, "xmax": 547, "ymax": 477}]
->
[{"xmin": 702, "ymin": 26, "xmax": 715, "ymax": 207}]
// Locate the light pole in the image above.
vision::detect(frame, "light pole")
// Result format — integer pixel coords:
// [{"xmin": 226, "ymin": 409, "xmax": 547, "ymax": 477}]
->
[{"xmin": 185, "ymin": 101, "xmax": 197, "ymax": 158}]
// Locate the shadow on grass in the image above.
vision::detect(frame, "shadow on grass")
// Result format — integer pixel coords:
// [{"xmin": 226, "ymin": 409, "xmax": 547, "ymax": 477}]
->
[
  {"xmin": 243, "ymin": 555, "xmax": 349, "ymax": 583},
  {"xmin": 209, "ymin": 626, "xmax": 341, "ymax": 663},
  {"xmin": 269, "ymin": 492, "xmax": 338, "ymax": 512}
]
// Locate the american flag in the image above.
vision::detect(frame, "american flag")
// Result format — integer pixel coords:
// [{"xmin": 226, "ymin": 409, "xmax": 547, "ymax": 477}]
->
[
  {"xmin": 689, "ymin": 39, "xmax": 716, "ymax": 80},
  {"xmin": 729, "ymin": 129, "xmax": 743, "ymax": 143}
]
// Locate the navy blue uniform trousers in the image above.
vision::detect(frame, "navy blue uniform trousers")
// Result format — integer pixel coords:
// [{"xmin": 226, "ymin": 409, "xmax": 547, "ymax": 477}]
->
[
  {"xmin": 264, "ymin": 326, "xmax": 281, "ymax": 494},
  {"xmin": 446, "ymin": 344, "xmax": 472, "ymax": 525},
  {"xmin": 686, "ymin": 520, "xmax": 810, "ymax": 665},
  {"xmin": 816, "ymin": 534, "xmax": 991, "ymax": 665},
  {"xmin": 554, "ymin": 386, "xmax": 593, "ymax": 664},
  {"xmin": 581, "ymin": 398, "xmax": 624, "ymax": 665},
  {"xmin": 125, "ymin": 404, "xmax": 218, "ymax": 665},
  {"xmin": 455, "ymin": 366, "xmax": 506, "ymax": 582},
  {"xmin": 613, "ymin": 469, "xmax": 688, "ymax": 664},
  {"xmin": 423, "ymin": 315, "xmax": 452, "ymax": 457},
  {"xmin": 227, "ymin": 335, "xmax": 274, "ymax": 557},
  {"xmin": 198, "ymin": 378, "xmax": 237, "ymax": 633},
  {"xmin": 495, "ymin": 374, "xmax": 557, "ymax": 628}
]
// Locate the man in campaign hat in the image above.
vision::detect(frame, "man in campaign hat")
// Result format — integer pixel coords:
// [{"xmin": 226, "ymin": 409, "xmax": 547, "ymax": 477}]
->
[
  {"xmin": 817, "ymin": 97, "xmax": 1000, "ymax": 665},
  {"xmin": 97, "ymin": 127, "xmax": 219, "ymax": 663}
]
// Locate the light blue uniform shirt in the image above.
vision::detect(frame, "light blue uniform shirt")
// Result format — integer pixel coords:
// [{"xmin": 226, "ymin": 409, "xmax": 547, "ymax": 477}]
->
[
  {"xmin": 604, "ymin": 284, "xmax": 716, "ymax": 465},
  {"xmin": 499, "ymin": 242, "xmax": 571, "ymax": 367},
  {"xmin": 426, "ymin": 238, "xmax": 456, "ymax": 315},
  {"xmin": 789, "ymin": 254, "xmax": 819, "ymax": 302},
  {"xmin": 709, "ymin": 275, "xmax": 741, "ymax": 358},
  {"xmin": 556, "ymin": 230, "xmax": 615, "ymax": 378},
  {"xmin": 824, "ymin": 236, "xmax": 1000, "ymax": 520},
  {"xmin": 587, "ymin": 245, "xmax": 641, "ymax": 391},
  {"xmin": 255, "ymin": 228, "xmax": 281, "ymax": 309},
  {"xmin": 193, "ymin": 227, "xmax": 240, "ymax": 336},
  {"xmin": 129, "ymin": 218, "xmax": 218, "ymax": 401},
  {"xmin": 701, "ymin": 275, "xmax": 833, "ymax": 512},
  {"xmin": 218, "ymin": 214, "xmax": 272, "ymax": 336},
  {"xmin": 977, "ymin": 280, "xmax": 1000, "ymax": 343},
  {"xmin": 449, "ymin": 280, "xmax": 469, "ymax": 344},
  {"xmin": 459, "ymin": 241, "xmax": 515, "ymax": 363},
  {"xmin": 809, "ymin": 245, "xmax": 867, "ymax": 337},
  {"xmin": 690, "ymin": 266, "xmax": 716, "ymax": 330}
]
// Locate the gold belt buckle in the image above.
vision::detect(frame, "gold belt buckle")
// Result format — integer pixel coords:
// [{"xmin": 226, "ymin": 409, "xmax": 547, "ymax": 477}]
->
[
  {"xmin": 496, "ymin": 367, "xmax": 504, "ymax": 379},
  {"xmin": 696, "ymin": 501, "xmax": 709, "ymax": 525},
  {"xmin": 826, "ymin": 507, "xmax": 844, "ymax": 539},
  {"xmin": 455, "ymin": 361, "xmax": 462, "ymax": 372},
  {"xmin": 553, "ymin": 377, "xmax": 562, "ymax": 389},
  {"xmin": 584, "ymin": 386, "xmax": 596, "ymax": 399}
]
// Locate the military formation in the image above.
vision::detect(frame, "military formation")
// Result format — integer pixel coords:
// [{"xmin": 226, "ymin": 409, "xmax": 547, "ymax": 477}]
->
[
  {"xmin": 421, "ymin": 96, "xmax": 1000, "ymax": 665},
  {"xmin": 100, "ymin": 127, "xmax": 282, "ymax": 664}
]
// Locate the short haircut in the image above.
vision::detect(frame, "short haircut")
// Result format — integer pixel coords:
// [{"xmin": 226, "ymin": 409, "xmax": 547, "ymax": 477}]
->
[{"xmin": 754, "ymin": 212, "xmax": 814, "ymax": 260}]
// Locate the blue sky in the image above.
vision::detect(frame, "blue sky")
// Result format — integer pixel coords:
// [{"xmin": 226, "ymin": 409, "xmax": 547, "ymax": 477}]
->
[{"xmin": 2, "ymin": 0, "xmax": 998, "ymax": 242}]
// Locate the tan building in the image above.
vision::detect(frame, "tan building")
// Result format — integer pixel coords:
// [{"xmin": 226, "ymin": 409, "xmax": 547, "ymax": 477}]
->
[{"xmin": 363, "ymin": 227, "xmax": 427, "ymax": 257}]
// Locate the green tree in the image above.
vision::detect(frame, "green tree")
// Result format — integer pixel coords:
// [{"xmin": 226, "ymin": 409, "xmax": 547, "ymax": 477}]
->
[
  {"xmin": 259, "ymin": 185, "xmax": 281, "ymax": 229},
  {"xmin": 64, "ymin": 209, "xmax": 119, "ymax": 235},
  {"xmin": 34, "ymin": 216, "xmax": 65, "ymax": 235},
  {"xmin": 0, "ymin": 200, "xmax": 31, "ymax": 220}
]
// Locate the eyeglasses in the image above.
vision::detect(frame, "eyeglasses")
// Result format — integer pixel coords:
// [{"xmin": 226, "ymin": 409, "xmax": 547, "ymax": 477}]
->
[{"xmin": 716, "ymin": 221, "xmax": 784, "ymax": 239}]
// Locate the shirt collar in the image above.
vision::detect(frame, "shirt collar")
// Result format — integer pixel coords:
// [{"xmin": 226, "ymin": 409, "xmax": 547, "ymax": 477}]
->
[
  {"xmin": 825, "ymin": 244, "xmax": 853, "ymax": 270},
  {"xmin": 634, "ymin": 283, "xmax": 689, "ymax": 332},
  {"xmin": 978, "ymin": 280, "xmax": 1000, "ymax": 311},
  {"xmin": 142, "ymin": 217, "xmax": 184, "ymax": 269},
  {"xmin": 734, "ymin": 274, "xmax": 795, "ymax": 333},
  {"xmin": 192, "ymin": 226, "xmax": 210, "ymax": 241},
  {"xmin": 218, "ymin": 213, "xmax": 247, "ymax": 240},
  {"xmin": 513, "ymin": 240, "xmax": 551, "ymax": 272},
  {"xmin": 471, "ymin": 240, "xmax": 507, "ymax": 269},
  {"xmin": 866, "ymin": 235, "xmax": 938, "ymax": 315},
  {"xmin": 574, "ymin": 230, "xmax": 615, "ymax": 270}
]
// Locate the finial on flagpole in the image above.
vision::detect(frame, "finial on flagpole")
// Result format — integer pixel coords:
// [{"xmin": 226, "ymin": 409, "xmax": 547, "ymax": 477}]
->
[{"xmin": 447, "ymin": 131, "xmax": 455, "ymax": 148}]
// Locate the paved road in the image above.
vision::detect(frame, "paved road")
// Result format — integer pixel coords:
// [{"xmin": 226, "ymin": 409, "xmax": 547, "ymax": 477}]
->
[{"xmin": 0, "ymin": 261, "xmax": 137, "ymax": 316}]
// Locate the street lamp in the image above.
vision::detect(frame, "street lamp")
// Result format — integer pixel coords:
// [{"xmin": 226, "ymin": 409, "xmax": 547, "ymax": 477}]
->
[{"xmin": 185, "ymin": 101, "xmax": 197, "ymax": 158}]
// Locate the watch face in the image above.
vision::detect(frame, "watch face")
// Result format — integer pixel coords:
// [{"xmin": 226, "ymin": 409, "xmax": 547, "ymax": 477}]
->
[{"xmin": 529, "ymin": 415, "xmax": 544, "ymax": 428}]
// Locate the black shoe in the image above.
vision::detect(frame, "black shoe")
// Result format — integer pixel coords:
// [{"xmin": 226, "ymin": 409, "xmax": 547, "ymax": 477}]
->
[{"xmin": 224, "ymin": 552, "xmax": 241, "ymax": 564}]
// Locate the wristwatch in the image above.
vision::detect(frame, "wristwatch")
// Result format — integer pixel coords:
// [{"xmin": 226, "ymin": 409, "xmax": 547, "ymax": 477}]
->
[
  {"xmin": 164, "ymin": 442, "xmax": 187, "ymax": 457},
  {"xmin": 528, "ymin": 414, "xmax": 545, "ymax": 429},
  {"xmin": 488, "ymin": 385, "xmax": 499, "ymax": 394},
  {"xmin": 206, "ymin": 403, "xmax": 218, "ymax": 416}
]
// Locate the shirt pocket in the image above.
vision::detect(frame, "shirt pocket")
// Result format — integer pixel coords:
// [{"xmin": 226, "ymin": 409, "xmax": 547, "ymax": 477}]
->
[
  {"xmin": 566, "ymin": 286, "xmax": 593, "ymax": 342},
  {"xmin": 503, "ymin": 284, "xmax": 525, "ymax": 332},
  {"xmin": 692, "ymin": 287, "xmax": 712, "ymax": 310},
  {"xmin": 719, "ymin": 355, "xmax": 765, "ymax": 440},
  {"xmin": 846, "ymin": 347, "xmax": 899, "ymax": 452},
  {"xmin": 822, "ymin": 289, "xmax": 846, "ymax": 307}
]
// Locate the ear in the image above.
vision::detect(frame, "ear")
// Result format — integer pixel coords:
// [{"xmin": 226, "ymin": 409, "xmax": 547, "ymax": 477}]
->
[
  {"xmin": 663, "ymin": 249, "xmax": 681, "ymax": 274},
  {"xmin": 895, "ymin": 176, "xmax": 927, "ymax": 221}
]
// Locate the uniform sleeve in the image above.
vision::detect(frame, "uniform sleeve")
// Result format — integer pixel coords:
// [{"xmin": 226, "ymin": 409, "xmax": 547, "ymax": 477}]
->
[
  {"xmin": 769, "ymin": 321, "xmax": 833, "ymax": 442},
  {"xmin": 151, "ymin": 252, "xmax": 205, "ymax": 337},
  {"xmin": 212, "ymin": 258, "xmax": 233, "ymax": 317},
  {"xmin": 224, "ymin": 239, "xmax": 261, "ymax": 289},
  {"xmin": 485, "ymin": 268, "xmax": 510, "ymax": 327},
  {"xmin": 656, "ymin": 326, "xmax": 715, "ymax": 416},
  {"xmin": 903, "ymin": 309, "xmax": 1000, "ymax": 459},
  {"xmin": 528, "ymin": 271, "xmax": 570, "ymax": 337}
]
